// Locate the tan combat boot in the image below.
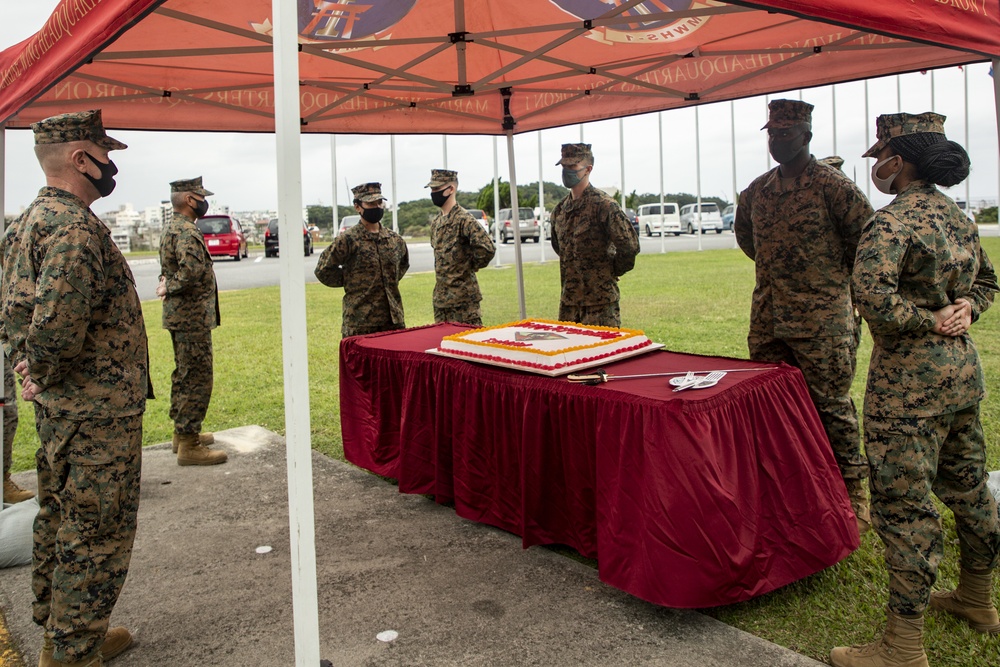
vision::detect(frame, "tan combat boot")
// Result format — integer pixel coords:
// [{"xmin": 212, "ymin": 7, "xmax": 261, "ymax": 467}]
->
[
  {"xmin": 172, "ymin": 431, "xmax": 215, "ymax": 454},
  {"xmin": 176, "ymin": 433, "xmax": 227, "ymax": 466},
  {"xmin": 829, "ymin": 611, "xmax": 928, "ymax": 667},
  {"xmin": 930, "ymin": 569, "xmax": 1000, "ymax": 634},
  {"xmin": 845, "ymin": 477, "xmax": 871, "ymax": 536},
  {"xmin": 39, "ymin": 656, "xmax": 102, "ymax": 667},
  {"xmin": 3, "ymin": 474, "xmax": 35, "ymax": 503},
  {"xmin": 40, "ymin": 627, "xmax": 131, "ymax": 666}
]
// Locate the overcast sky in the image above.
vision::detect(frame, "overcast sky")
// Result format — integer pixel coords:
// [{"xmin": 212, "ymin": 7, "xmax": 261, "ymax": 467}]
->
[{"xmin": 2, "ymin": 1, "xmax": 998, "ymax": 219}]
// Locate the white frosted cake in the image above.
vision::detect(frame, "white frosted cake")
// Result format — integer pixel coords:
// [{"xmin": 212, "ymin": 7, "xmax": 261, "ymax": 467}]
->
[{"xmin": 435, "ymin": 319, "xmax": 655, "ymax": 373}]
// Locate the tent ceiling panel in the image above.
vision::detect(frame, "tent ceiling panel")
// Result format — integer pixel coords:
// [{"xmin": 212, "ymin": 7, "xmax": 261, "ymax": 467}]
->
[{"xmin": 1, "ymin": 0, "xmax": 997, "ymax": 135}]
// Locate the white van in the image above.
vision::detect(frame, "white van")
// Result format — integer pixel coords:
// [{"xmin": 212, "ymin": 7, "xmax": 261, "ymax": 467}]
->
[
  {"xmin": 637, "ymin": 202, "xmax": 681, "ymax": 236},
  {"xmin": 679, "ymin": 202, "xmax": 723, "ymax": 234}
]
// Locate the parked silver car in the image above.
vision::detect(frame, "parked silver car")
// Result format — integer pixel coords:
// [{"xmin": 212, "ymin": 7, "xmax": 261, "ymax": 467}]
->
[
  {"xmin": 492, "ymin": 207, "xmax": 540, "ymax": 243},
  {"xmin": 680, "ymin": 202, "xmax": 723, "ymax": 234}
]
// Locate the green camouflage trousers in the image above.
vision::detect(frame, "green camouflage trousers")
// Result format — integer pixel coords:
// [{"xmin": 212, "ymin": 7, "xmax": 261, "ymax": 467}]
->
[
  {"xmin": 559, "ymin": 302, "xmax": 621, "ymax": 328},
  {"xmin": 3, "ymin": 353, "xmax": 18, "ymax": 474},
  {"xmin": 169, "ymin": 329, "xmax": 213, "ymax": 435},
  {"xmin": 32, "ymin": 409, "xmax": 142, "ymax": 663},
  {"xmin": 865, "ymin": 406, "xmax": 1000, "ymax": 615},
  {"xmin": 749, "ymin": 334, "xmax": 866, "ymax": 482},
  {"xmin": 434, "ymin": 302, "xmax": 483, "ymax": 327},
  {"xmin": 343, "ymin": 323, "xmax": 406, "ymax": 338}
]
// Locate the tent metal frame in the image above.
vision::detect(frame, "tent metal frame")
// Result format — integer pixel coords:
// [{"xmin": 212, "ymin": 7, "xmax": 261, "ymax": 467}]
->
[{"xmin": 2, "ymin": 3, "xmax": 1000, "ymax": 665}]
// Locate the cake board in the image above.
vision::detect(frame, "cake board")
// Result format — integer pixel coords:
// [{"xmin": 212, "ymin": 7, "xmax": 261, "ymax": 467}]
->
[{"xmin": 426, "ymin": 343, "xmax": 664, "ymax": 377}]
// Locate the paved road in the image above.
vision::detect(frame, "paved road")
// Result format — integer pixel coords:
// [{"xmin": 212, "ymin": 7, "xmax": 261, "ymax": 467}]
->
[{"xmin": 130, "ymin": 231, "xmax": 742, "ymax": 302}]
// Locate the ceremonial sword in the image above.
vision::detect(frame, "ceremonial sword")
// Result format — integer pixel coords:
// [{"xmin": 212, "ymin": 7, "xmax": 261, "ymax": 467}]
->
[{"xmin": 566, "ymin": 367, "xmax": 777, "ymax": 385}]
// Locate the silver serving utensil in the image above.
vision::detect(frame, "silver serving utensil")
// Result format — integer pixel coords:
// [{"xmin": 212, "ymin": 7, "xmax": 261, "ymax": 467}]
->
[
  {"xmin": 672, "ymin": 371, "xmax": 697, "ymax": 390},
  {"xmin": 673, "ymin": 370, "xmax": 726, "ymax": 393}
]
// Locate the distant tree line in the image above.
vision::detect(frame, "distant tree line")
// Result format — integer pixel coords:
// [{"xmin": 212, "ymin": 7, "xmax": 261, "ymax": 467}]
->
[
  {"xmin": 304, "ymin": 180, "xmax": 735, "ymax": 237},
  {"xmin": 976, "ymin": 206, "xmax": 998, "ymax": 224}
]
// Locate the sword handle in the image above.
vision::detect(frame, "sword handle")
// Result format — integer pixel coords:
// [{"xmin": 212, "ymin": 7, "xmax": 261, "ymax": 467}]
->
[{"xmin": 566, "ymin": 368, "xmax": 608, "ymax": 384}]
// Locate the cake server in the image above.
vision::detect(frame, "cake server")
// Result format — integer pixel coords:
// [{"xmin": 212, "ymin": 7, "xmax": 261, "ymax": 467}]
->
[
  {"xmin": 672, "ymin": 371, "xmax": 727, "ymax": 392},
  {"xmin": 566, "ymin": 367, "xmax": 775, "ymax": 385}
]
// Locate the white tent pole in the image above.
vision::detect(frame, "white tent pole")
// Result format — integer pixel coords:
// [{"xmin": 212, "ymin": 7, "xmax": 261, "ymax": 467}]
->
[
  {"xmin": 443, "ymin": 135, "xmax": 448, "ymax": 169},
  {"xmin": 897, "ymin": 75, "xmax": 902, "ymax": 113},
  {"xmin": 537, "ymin": 131, "xmax": 545, "ymax": 263},
  {"xmin": 730, "ymin": 101, "xmax": 738, "ymax": 249},
  {"xmin": 765, "ymin": 95, "xmax": 772, "ymax": 171},
  {"xmin": 931, "ymin": 70, "xmax": 936, "ymax": 111},
  {"xmin": 1, "ymin": 123, "xmax": 5, "ymax": 231},
  {"xmin": 864, "ymin": 81, "xmax": 871, "ymax": 200},
  {"xmin": 507, "ymin": 130, "xmax": 527, "ymax": 318},
  {"xmin": 832, "ymin": 85, "xmax": 838, "ymax": 156},
  {"xmin": 492, "ymin": 136, "xmax": 501, "ymax": 267},
  {"xmin": 390, "ymin": 136, "xmax": 398, "ymax": 234},
  {"xmin": 619, "ymin": 118, "xmax": 626, "ymax": 212},
  {"xmin": 330, "ymin": 135, "xmax": 339, "ymax": 236},
  {"xmin": 579, "ymin": 124, "xmax": 584, "ymax": 142},
  {"xmin": 271, "ymin": 1, "xmax": 321, "ymax": 665},
  {"xmin": 964, "ymin": 66, "xmax": 970, "ymax": 216},
  {"xmin": 993, "ymin": 58, "xmax": 1000, "ymax": 214},
  {"xmin": 1, "ymin": 123, "xmax": 5, "ymax": 489},
  {"xmin": 696, "ymin": 106, "xmax": 703, "ymax": 251},
  {"xmin": 659, "ymin": 111, "xmax": 666, "ymax": 254}
]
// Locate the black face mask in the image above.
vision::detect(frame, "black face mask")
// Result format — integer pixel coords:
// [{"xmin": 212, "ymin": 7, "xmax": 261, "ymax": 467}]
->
[
  {"xmin": 361, "ymin": 207, "xmax": 384, "ymax": 224},
  {"xmin": 768, "ymin": 132, "xmax": 806, "ymax": 165},
  {"xmin": 83, "ymin": 152, "xmax": 118, "ymax": 197},
  {"xmin": 430, "ymin": 188, "xmax": 451, "ymax": 207},
  {"xmin": 192, "ymin": 197, "xmax": 210, "ymax": 218}
]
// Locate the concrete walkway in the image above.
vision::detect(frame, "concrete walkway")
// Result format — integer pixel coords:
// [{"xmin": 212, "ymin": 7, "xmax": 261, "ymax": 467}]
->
[{"xmin": 1, "ymin": 427, "xmax": 823, "ymax": 666}]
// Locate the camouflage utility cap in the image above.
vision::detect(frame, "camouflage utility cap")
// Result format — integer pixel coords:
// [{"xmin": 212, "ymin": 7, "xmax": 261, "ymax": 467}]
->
[
  {"xmin": 170, "ymin": 176, "xmax": 214, "ymax": 196},
  {"xmin": 862, "ymin": 112, "xmax": 946, "ymax": 158},
  {"xmin": 818, "ymin": 155, "xmax": 845, "ymax": 171},
  {"xmin": 31, "ymin": 109, "xmax": 127, "ymax": 150},
  {"xmin": 761, "ymin": 99, "xmax": 813, "ymax": 130},
  {"xmin": 426, "ymin": 169, "xmax": 458, "ymax": 188},
  {"xmin": 556, "ymin": 143, "xmax": 593, "ymax": 166},
  {"xmin": 352, "ymin": 182, "xmax": 386, "ymax": 203}
]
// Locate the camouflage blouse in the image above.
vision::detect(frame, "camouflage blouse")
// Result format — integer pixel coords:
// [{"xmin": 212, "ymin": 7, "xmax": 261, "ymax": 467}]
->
[
  {"xmin": 429, "ymin": 204, "xmax": 495, "ymax": 308},
  {"xmin": 0, "ymin": 187, "xmax": 151, "ymax": 418},
  {"xmin": 314, "ymin": 222, "xmax": 409, "ymax": 334},
  {"xmin": 550, "ymin": 184, "xmax": 639, "ymax": 308},
  {"xmin": 159, "ymin": 211, "xmax": 220, "ymax": 331},
  {"xmin": 853, "ymin": 180, "xmax": 998, "ymax": 418},
  {"xmin": 735, "ymin": 157, "xmax": 873, "ymax": 338}
]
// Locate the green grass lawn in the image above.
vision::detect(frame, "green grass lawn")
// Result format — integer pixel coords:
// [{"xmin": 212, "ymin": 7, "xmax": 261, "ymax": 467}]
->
[{"xmin": 7, "ymin": 238, "xmax": 1000, "ymax": 665}]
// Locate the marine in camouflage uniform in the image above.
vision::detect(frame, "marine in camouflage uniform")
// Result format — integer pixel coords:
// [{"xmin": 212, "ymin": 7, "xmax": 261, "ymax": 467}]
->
[
  {"xmin": 315, "ymin": 182, "xmax": 409, "ymax": 337},
  {"xmin": 158, "ymin": 177, "xmax": 227, "ymax": 466},
  {"xmin": 550, "ymin": 143, "xmax": 639, "ymax": 327},
  {"xmin": 852, "ymin": 113, "xmax": 999, "ymax": 627},
  {"xmin": 426, "ymin": 169, "xmax": 495, "ymax": 326},
  {"xmin": 735, "ymin": 100, "xmax": 874, "ymax": 532},
  {"xmin": 0, "ymin": 110, "xmax": 151, "ymax": 665}
]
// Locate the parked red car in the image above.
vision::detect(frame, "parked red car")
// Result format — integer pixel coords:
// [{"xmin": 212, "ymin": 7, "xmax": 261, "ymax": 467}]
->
[{"xmin": 197, "ymin": 214, "xmax": 248, "ymax": 261}]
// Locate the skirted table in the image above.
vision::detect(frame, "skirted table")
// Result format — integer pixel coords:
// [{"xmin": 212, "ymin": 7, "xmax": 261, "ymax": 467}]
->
[{"xmin": 339, "ymin": 323, "xmax": 859, "ymax": 608}]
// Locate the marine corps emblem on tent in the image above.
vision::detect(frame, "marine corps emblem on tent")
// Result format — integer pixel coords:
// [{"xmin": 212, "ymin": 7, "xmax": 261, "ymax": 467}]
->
[
  {"xmin": 551, "ymin": 0, "xmax": 714, "ymax": 44},
  {"xmin": 251, "ymin": 0, "xmax": 418, "ymax": 46}
]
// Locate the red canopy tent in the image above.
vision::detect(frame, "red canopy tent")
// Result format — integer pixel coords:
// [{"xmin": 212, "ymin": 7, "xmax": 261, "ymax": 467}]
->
[
  {"xmin": 2, "ymin": 2, "xmax": 999, "ymax": 665},
  {"xmin": 2, "ymin": 1, "xmax": 999, "ymax": 134}
]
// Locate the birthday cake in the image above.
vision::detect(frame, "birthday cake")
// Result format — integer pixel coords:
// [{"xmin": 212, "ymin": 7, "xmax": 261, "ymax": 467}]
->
[{"xmin": 433, "ymin": 319, "xmax": 657, "ymax": 374}]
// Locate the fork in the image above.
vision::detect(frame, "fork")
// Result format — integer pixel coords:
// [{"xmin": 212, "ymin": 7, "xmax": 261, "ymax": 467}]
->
[{"xmin": 672, "ymin": 370, "xmax": 726, "ymax": 393}]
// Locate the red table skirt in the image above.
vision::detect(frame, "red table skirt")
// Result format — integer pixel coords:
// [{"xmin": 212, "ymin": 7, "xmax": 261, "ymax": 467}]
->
[{"xmin": 340, "ymin": 323, "xmax": 859, "ymax": 608}]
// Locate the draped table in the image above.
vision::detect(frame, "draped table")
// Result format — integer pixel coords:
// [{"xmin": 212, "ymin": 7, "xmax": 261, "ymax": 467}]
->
[{"xmin": 339, "ymin": 323, "xmax": 859, "ymax": 608}]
